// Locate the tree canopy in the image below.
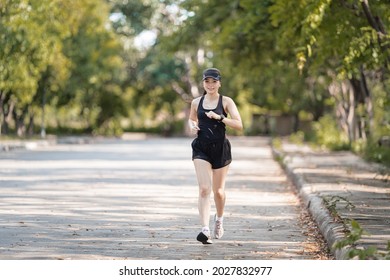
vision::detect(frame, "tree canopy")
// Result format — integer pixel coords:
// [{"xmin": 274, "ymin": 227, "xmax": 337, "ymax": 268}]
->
[{"xmin": 1, "ymin": 0, "xmax": 389, "ymax": 163}]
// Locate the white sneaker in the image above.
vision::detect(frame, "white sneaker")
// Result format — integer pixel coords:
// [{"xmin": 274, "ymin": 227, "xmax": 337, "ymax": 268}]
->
[{"xmin": 213, "ymin": 215, "xmax": 224, "ymax": 239}]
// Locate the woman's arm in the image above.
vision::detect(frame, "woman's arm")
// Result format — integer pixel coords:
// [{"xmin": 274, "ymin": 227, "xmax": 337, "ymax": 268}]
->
[
  {"xmin": 204, "ymin": 96, "xmax": 243, "ymax": 131},
  {"xmin": 222, "ymin": 97, "xmax": 243, "ymax": 131},
  {"xmin": 188, "ymin": 98, "xmax": 200, "ymax": 134}
]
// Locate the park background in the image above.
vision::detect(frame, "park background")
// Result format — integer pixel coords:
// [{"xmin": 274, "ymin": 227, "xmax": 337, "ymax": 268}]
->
[{"xmin": 0, "ymin": 0, "xmax": 389, "ymax": 167}]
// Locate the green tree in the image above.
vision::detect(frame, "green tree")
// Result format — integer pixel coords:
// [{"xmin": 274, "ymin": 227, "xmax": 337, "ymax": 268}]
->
[
  {"xmin": 59, "ymin": 0, "xmax": 126, "ymax": 135},
  {"xmin": 0, "ymin": 0, "xmax": 70, "ymax": 136},
  {"xmin": 162, "ymin": 0, "xmax": 329, "ymax": 133},
  {"xmin": 109, "ymin": 0, "xmax": 198, "ymax": 134},
  {"xmin": 0, "ymin": 0, "xmax": 127, "ymax": 137},
  {"xmin": 270, "ymin": 0, "xmax": 390, "ymax": 143}
]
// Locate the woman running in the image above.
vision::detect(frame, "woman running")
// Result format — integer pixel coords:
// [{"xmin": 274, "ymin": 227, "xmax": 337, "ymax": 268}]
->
[{"xmin": 188, "ymin": 68, "xmax": 243, "ymax": 244}]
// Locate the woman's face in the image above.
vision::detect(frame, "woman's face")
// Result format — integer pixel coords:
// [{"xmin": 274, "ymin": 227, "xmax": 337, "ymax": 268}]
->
[{"xmin": 203, "ymin": 78, "xmax": 221, "ymax": 94}]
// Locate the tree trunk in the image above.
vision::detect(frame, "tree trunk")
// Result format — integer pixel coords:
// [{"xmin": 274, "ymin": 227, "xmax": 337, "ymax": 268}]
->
[
  {"xmin": 3, "ymin": 96, "xmax": 14, "ymax": 135},
  {"xmin": 349, "ymin": 67, "xmax": 373, "ymax": 140},
  {"xmin": 328, "ymin": 78, "xmax": 356, "ymax": 143},
  {"xmin": 0, "ymin": 91, "xmax": 4, "ymax": 136},
  {"xmin": 12, "ymin": 105, "xmax": 28, "ymax": 137},
  {"xmin": 0, "ymin": 91, "xmax": 12, "ymax": 135},
  {"xmin": 184, "ymin": 54, "xmax": 201, "ymax": 98},
  {"xmin": 27, "ymin": 113, "xmax": 35, "ymax": 136}
]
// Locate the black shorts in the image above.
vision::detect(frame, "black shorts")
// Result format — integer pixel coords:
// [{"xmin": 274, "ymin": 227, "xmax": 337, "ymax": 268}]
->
[{"xmin": 191, "ymin": 137, "xmax": 232, "ymax": 169}]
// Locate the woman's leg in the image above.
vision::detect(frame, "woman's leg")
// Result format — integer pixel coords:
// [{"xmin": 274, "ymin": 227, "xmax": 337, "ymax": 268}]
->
[
  {"xmin": 212, "ymin": 165, "xmax": 229, "ymax": 239},
  {"xmin": 193, "ymin": 159, "xmax": 213, "ymax": 229},
  {"xmin": 212, "ymin": 165, "xmax": 229, "ymax": 217}
]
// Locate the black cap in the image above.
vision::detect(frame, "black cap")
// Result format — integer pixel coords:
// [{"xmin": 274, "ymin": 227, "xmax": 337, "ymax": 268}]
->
[{"xmin": 202, "ymin": 68, "xmax": 221, "ymax": 81}]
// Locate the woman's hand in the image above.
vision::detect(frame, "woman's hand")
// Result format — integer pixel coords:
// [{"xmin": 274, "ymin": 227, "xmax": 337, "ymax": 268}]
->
[
  {"xmin": 189, "ymin": 120, "xmax": 200, "ymax": 134},
  {"xmin": 205, "ymin": 111, "xmax": 220, "ymax": 120}
]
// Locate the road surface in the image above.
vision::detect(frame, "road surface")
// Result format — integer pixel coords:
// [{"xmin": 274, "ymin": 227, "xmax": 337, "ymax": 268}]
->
[{"xmin": 0, "ymin": 136, "xmax": 327, "ymax": 260}]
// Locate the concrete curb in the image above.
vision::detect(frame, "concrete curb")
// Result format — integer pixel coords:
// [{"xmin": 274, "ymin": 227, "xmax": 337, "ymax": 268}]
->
[
  {"xmin": 0, "ymin": 139, "xmax": 54, "ymax": 152},
  {"xmin": 271, "ymin": 146, "xmax": 350, "ymax": 259},
  {"xmin": 0, "ymin": 136, "xmax": 103, "ymax": 152},
  {"xmin": 0, "ymin": 133, "xmax": 153, "ymax": 152}
]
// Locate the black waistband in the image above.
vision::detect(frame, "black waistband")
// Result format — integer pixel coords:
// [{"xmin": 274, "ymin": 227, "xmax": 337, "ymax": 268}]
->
[{"xmin": 195, "ymin": 135, "xmax": 226, "ymax": 144}]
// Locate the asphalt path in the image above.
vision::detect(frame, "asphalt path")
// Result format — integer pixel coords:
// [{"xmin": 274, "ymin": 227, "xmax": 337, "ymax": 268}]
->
[{"xmin": 0, "ymin": 137, "xmax": 326, "ymax": 260}]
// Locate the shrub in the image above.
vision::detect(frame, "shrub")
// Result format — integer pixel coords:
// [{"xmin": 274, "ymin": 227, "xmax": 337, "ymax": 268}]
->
[{"xmin": 311, "ymin": 114, "xmax": 350, "ymax": 150}]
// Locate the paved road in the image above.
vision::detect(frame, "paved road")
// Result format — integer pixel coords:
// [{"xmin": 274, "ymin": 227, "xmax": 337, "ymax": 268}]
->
[{"xmin": 0, "ymin": 137, "xmax": 326, "ymax": 260}]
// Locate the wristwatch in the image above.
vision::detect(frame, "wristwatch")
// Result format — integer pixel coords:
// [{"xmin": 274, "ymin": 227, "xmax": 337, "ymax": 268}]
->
[{"xmin": 219, "ymin": 114, "xmax": 225, "ymax": 122}]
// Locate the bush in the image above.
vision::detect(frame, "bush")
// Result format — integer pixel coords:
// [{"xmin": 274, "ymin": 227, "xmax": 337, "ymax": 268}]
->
[
  {"xmin": 311, "ymin": 114, "xmax": 350, "ymax": 150},
  {"xmin": 289, "ymin": 131, "xmax": 305, "ymax": 145},
  {"xmin": 334, "ymin": 220, "xmax": 390, "ymax": 260},
  {"xmin": 362, "ymin": 140, "xmax": 390, "ymax": 168},
  {"xmin": 93, "ymin": 119, "xmax": 123, "ymax": 137}
]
